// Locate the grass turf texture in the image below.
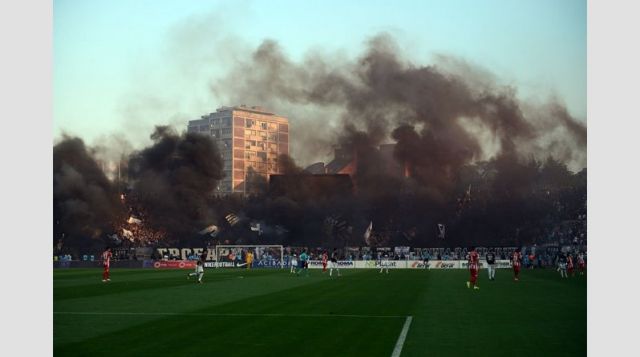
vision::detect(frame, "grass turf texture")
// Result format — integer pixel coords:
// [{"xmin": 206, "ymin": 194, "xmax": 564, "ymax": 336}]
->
[{"xmin": 54, "ymin": 268, "xmax": 586, "ymax": 356}]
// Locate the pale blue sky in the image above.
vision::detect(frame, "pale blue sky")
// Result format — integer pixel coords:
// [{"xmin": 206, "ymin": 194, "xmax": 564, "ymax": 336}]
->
[{"xmin": 54, "ymin": 0, "xmax": 586, "ymax": 147}]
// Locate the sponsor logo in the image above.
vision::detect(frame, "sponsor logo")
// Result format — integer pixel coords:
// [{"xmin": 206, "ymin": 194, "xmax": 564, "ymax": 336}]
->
[
  {"xmin": 435, "ymin": 262, "xmax": 456, "ymax": 269},
  {"xmin": 411, "ymin": 262, "xmax": 427, "ymax": 268},
  {"xmin": 376, "ymin": 261, "xmax": 397, "ymax": 268},
  {"xmin": 364, "ymin": 261, "xmax": 377, "ymax": 268},
  {"xmin": 153, "ymin": 260, "xmax": 197, "ymax": 269}
]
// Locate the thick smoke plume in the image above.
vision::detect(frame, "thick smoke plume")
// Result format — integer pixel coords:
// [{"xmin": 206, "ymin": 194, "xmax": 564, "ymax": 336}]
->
[
  {"xmin": 127, "ymin": 126, "xmax": 224, "ymax": 241},
  {"xmin": 206, "ymin": 33, "xmax": 586, "ymax": 247},
  {"xmin": 214, "ymin": 34, "xmax": 586, "ymax": 176},
  {"xmin": 54, "ymin": 127, "xmax": 225, "ymax": 248},
  {"xmin": 53, "ymin": 136, "xmax": 126, "ymax": 247}
]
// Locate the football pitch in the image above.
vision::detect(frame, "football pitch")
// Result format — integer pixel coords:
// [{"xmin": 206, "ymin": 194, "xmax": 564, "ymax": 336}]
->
[{"xmin": 54, "ymin": 268, "xmax": 586, "ymax": 356}]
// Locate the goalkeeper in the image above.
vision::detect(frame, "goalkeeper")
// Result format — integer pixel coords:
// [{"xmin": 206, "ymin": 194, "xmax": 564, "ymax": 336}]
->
[{"xmin": 297, "ymin": 250, "xmax": 310, "ymax": 277}]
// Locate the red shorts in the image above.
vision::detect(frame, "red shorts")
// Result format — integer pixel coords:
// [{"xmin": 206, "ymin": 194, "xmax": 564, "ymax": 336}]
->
[
  {"xmin": 513, "ymin": 265, "xmax": 520, "ymax": 273},
  {"xmin": 470, "ymin": 268, "xmax": 478, "ymax": 277}
]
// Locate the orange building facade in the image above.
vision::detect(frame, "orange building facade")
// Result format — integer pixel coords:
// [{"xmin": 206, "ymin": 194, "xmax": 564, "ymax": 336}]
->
[{"xmin": 188, "ymin": 105, "xmax": 289, "ymax": 194}]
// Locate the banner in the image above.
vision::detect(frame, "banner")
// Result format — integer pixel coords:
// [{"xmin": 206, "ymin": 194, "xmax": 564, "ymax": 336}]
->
[
  {"xmin": 152, "ymin": 260, "xmax": 197, "ymax": 269},
  {"xmin": 307, "ymin": 260, "xmax": 355, "ymax": 269}
]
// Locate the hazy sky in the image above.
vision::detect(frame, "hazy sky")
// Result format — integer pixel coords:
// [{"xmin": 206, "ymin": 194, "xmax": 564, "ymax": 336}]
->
[{"xmin": 54, "ymin": 0, "xmax": 586, "ymax": 150}]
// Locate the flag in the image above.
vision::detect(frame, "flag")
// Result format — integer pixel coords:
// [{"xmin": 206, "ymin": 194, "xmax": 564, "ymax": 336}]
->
[
  {"xmin": 127, "ymin": 216, "xmax": 142, "ymax": 224},
  {"xmin": 364, "ymin": 221, "xmax": 373, "ymax": 245},
  {"xmin": 122, "ymin": 228, "xmax": 134, "ymax": 239},
  {"xmin": 250, "ymin": 222, "xmax": 262, "ymax": 235},
  {"xmin": 225, "ymin": 213, "xmax": 240, "ymax": 226},
  {"xmin": 437, "ymin": 224, "xmax": 445, "ymax": 239},
  {"xmin": 199, "ymin": 225, "xmax": 218, "ymax": 235}
]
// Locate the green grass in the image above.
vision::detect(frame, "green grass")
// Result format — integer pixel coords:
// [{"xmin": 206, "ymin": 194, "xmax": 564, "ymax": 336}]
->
[{"xmin": 54, "ymin": 268, "xmax": 586, "ymax": 357}]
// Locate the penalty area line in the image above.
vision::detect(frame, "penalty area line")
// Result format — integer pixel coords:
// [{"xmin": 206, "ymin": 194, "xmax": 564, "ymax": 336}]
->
[
  {"xmin": 53, "ymin": 311, "xmax": 406, "ymax": 319},
  {"xmin": 391, "ymin": 316, "xmax": 413, "ymax": 357}
]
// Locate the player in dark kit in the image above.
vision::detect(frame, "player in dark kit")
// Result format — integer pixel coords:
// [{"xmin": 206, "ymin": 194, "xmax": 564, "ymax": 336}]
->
[
  {"xmin": 557, "ymin": 252, "xmax": 568, "ymax": 278},
  {"xmin": 511, "ymin": 249, "xmax": 522, "ymax": 281},
  {"xmin": 466, "ymin": 247, "xmax": 480, "ymax": 290},
  {"xmin": 486, "ymin": 248, "xmax": 496, "ymax": 281},
  {"xmin": 330, "ymin": 248, "xmax": 341, "ymax": 277}
]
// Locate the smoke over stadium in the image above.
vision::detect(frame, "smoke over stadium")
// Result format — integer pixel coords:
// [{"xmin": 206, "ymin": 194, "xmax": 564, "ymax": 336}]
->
[
  {"xmin": 54, "ymin": 127, "xmax": 225, "ymax": 248},
  {"xmin": 53, "ymin": 136, "xmax": 127, "ymax": 247},
  {"xmin": 54, "ymin": 33, "xmax": 586, "ymax": 250},
  {"xmin": 215, "ymin": 34, "xmax": 585, "ymax": 172}
]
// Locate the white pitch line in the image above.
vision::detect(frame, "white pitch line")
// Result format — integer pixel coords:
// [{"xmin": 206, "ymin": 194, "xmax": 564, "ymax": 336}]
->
[
  {"xmin": 53, "ymin": 311, "xmax": 406, "ymax": 319},
  {"xmin": 391, "ymin": 316, "xmax": 413, "ymax": 357}
]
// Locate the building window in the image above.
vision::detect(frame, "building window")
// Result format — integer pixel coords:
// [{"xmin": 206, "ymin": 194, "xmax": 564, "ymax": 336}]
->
[
  {"xmin": 245, "ymin": 151, "xmax": 256, "ymax": 161},
  {"xmin": 222, "ymin": 128, "xmax": 232, "ymax": 136},
  {"xmin": 223, "ymin": 117, "xmax": 231, "ymax": 126},
  {"xmin": 246, "ymin": 119, "xmax": 255, "ymax": 128},
  {"xmin": 268, "ymin": 132, "xmax": 278, "ymax": 142}
]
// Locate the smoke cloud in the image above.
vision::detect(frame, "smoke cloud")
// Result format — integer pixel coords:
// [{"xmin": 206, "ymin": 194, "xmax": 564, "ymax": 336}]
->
[
  {"xmin": 128, "ymin": 126, "xmax": 224, "ymax": 240},
  {"xmin": 53, "ymin": 136, "xmax": 126, "ymax": 246},
  {"xmin": 213, "ymin": 33, "xmax": 586, "ymax": 176}
]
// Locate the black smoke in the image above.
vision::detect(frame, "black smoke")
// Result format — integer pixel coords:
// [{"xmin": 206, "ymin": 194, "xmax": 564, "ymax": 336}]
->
[
  {"xmin": 127, "ymin": 126, "xmax": 224, "ymax": 242},
  {"xmin": 53, "ymin": 136, "xmax": 126, "ymax": 248},
  {"xmin": 208, "ymin": 33, "xmax": 587, "ymax": 248}
]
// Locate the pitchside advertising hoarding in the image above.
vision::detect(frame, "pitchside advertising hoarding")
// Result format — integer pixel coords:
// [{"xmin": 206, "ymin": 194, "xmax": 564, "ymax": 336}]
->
[
  {"xmin": 150, "ymin": 248, "xmax": 514, "ymax": 269},
  {"xmin": 305, "ymin": 260, "xmax": 513, "ymax": 269}
]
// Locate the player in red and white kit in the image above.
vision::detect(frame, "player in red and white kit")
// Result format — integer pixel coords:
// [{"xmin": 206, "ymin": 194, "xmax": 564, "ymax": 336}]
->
[
  {"xmin": 577, "ymin": 252, "xmax": 586, "ymax": 275},
  {"xmin": 567, "ymin": 254, "xmax": 575, "ymax": 277},
  {"xmin": 322, "ymin": 251, "xmax": 328, "ymax": 273},
  {"xmin": 466, "ymin": 247, "xmax": 480, "ymax": 290},
  {"xmin": 102, "ymin": 247, "xmax": 112, "ymax": 282},
  {"xmin": 511, "ymin": 249, "xmax": 522, "ymax": 281}
]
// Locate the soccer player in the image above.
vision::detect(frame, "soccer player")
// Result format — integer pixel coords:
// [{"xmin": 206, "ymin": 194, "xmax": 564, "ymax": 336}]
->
[
  {"xmin": 380, "ymin": 251, "xmax": 389, "ymax": 274},
  {"xmin": 486, "ymin": 248, "xmax": 496, "ymax": 281},
  {"xmin": 246, "ymin": 250, "xmax": 254, "ymax": 270},
  {"xmin": 329, "ymin": 248, "xmax": 341, "ymax": 277},
  {"xmin": 102, "ymin": 247, "xmax": 112, "ymax": 282},
  {"xmin": 188, "ymin": 260, "xmax": 204, "ymax": 283},
  {"xmin": 557, "ymin": 252, "xmax": 568, "ymax": 278},
  {"xmin": 567, "ymin": 253, "xmax": 575, "ymax": 277},
  {"xmin": 322, "ymin": 251, "xmax": 328, "ymax": 273},
  {"xmin": 577, "ymin": 252, "xmax": 586, "ymax": 275},
  {"xmin": 466, "ymin": 246, "xmax": 480, "ymax": 289},
  {"xmin": 298, "ymin": 250, "xmax": 309, "ymax": 276},
  {"xmin": 511, "ymin": 248, "xmax": 522, "ymax": 281},
  {"xmin": 422, "ymin": 250, "xmax": 430, "ymax": 269},
  {"xmin": 290, "ymin": 254, "xmax": 298, "ymax": 274}
]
